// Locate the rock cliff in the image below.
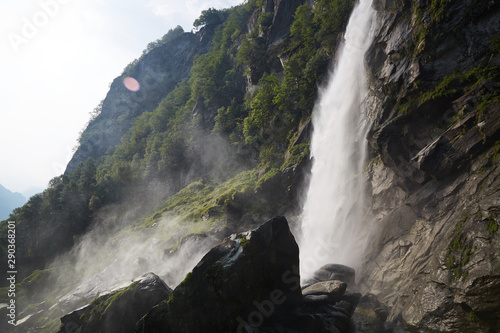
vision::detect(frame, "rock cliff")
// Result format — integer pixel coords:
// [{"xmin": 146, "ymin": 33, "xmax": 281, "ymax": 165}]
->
[{"xmin": 362, "ymin": 0, "xmax": 500, "ymax": 331}]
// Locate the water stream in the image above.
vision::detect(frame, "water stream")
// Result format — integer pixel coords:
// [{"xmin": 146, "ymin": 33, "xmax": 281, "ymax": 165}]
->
[{"xmin": 299, "ymin": 0, "xmax": 376, "ymax": 280}]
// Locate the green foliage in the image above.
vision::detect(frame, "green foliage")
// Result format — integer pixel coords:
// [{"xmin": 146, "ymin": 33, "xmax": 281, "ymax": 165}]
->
[
  {"xmin": 211, "ymin": 170, "xmax": 258, "ymax": 205},
  {"xmin": 243, "ymin": 73, "xmax": 280, "ymax": 145},
  {"xmin": 180, "ymin": 272, "xmax": 193, "ymax": 287},
  {"xmin": 272, "ymin": 1, "xmax": 354, "ymax": 128},
  {"xmin": 397, "ymin": 66, "xmax": 500, "ymax": 118},
  {"xmin": 144, "ymin": 170, "xmax": 258, "ymax": 228},
  {"xmin": 259, "ymin": 145, "xmax": 282, "ymax": 169},
  {"xmin": 282, "ymin": 143, "xmax": 310, "ymax": 170},
  {"xmin": 410, "ymin": 0, "xmax": 453, "ymax": 57},
  {"xmin": 445, "ymin": 221, "xmax": 473, "ymax": 281},
  {"xmin": 491, "ymin": 141, "xmax": 500, "ymax": 165},
  {"xmin": 290, "ymin": 5, "xmax": 315, "ymax": 50},
  {"xmin": 491, "ymin": 31, "xmax": 500, "ymax": 53},
  {"xmin": 153, "ymin": 181, "xmax": 214, "ymax": 223},
  {"xmin": 255, "ymin": 168, "xmax": 280, "ymax": 190},
  {"xmin": 123, "ymin": 26, "xmax": 185, "ymax": 76},
  {"xmin": 486, "ymin": 212, "xmax": 499, "ymax": 236},
  {"xmin": 429, "ymin": 0, "xmax": 451, "ymax": 22},
  {"xmin": 469, "ymin": 311, "xmax": 479, "ymax": 322},
  {"xmin": 144, "ymin": 26, "xmax": 184, "ymax": 55},
  {"xmin": 240, "ymin": 234, "xmax": 249, "ymax": 247},
  {"xmin": 236, "ymin": 33, "xmax": 267, "ymax": 79},
  {"xmin": 213, "ymin": 99, "xmax": 246, "ymax": 136},
  {"xmin": 258, "ymin": 12, "xmax": 273, "ymax": 33},
  {"xmin": 313, "ymin": 0, "xmax": 354, "ymax": 54},
  {"xmin": 191, "ymin": 2, "xmax": 256, "ymax": 105},
  {"xmin": 194, "ymin": 8, "xmax": 227, "ymax": 28}
]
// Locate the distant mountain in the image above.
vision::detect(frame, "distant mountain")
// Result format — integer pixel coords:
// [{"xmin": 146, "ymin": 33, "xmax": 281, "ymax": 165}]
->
[{"xmin": 0, "ymin": 184, "xmax": 26, "ymax": 220}]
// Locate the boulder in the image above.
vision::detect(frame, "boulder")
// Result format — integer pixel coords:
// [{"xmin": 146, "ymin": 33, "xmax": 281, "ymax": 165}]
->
[
  {"xmin": 59, "ymin": 273, "xmax": 171, "ymax": 333},
  {"xmin": 351, "ymin": 293, "xmax": 389, "ymax": 333},
  {"xmin": 304, "ymin": 264, "xmax": 356, "ymax": 288},
  {"xmin": 136, "ymin": 216, "xmax": 301, "ymax": 333},
  {"xmin": 295, "ymin": 292, "xmax": 363, "ymax": 333},
  {"xmin": 302, "ymin": 280, "xmax": 348, "ymax": 302}
]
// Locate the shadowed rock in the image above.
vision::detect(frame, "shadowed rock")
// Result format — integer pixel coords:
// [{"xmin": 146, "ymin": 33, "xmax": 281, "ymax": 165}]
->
[
  {"xmin": 304, "ymin": 264, "xmax": 356, "ymax": 289},
  {"xmin": 136, "ymin": 216, "xmax": 301, "ymax": 333},
  {"xmin": 58, "ymin": 273, "xmax": 171, "ymax": 333}
]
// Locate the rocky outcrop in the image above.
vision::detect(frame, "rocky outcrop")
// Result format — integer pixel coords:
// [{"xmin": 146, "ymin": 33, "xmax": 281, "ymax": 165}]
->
[
  {"xmin": 136, "ymin": 216, "xmax": 302, "ymax": 332},
  {"xmin": 58, "ymin": 273, "xmax": 171, "ymax": 333},
  {"xmin": 267, "ymin": 0, "xmax": 306, "ymax": 43},
  {"xmin": 362, "ymin": 0, "xmax": 500, "ymax": 331}
]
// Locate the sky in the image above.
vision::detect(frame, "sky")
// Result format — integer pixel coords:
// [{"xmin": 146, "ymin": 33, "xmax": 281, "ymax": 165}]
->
[{"xmin": 0, "ymin": 0, "xmax": 242, "ymax": 197}]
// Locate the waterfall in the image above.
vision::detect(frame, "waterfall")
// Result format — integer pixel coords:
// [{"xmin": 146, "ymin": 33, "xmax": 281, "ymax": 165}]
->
[{"xmin": 299, "ymin": 0, "xmax": 376, "ymax": 280}]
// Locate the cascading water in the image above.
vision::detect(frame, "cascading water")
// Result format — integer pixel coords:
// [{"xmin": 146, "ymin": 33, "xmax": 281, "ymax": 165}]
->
[{"xmin": 299, "ymin": 0, "xmax": 376, "ymax": 280}]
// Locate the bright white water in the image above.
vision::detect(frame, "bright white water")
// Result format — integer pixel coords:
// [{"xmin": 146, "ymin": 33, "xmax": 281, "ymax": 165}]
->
[{"xmin": 299, "ymin": 0, "xmax": 376, "ymax": 280}]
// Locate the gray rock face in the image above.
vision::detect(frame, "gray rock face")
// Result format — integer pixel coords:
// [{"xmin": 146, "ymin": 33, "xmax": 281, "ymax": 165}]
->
[
  {"xmin": 362, "ymin": 0, "xmax": 500, "ymax": 331},
  {"xmin": 267, "ymin": 0, "xmax": 306, "ymax": 42},
  {"xmin": 59, "ymin": 273, "xmax": 171, "ymax": 333}
]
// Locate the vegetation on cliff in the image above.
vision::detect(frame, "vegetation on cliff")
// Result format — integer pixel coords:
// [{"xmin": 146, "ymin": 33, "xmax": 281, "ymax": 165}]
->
[{"xmin": 0, "ymin": 0, "xmax": 359, "ymax": 287}]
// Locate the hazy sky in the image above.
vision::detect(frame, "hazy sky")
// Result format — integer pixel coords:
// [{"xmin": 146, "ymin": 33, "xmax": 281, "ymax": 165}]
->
[{"xmin": 0, "ymin": 0, "xmax": 242, "ymax": 196}]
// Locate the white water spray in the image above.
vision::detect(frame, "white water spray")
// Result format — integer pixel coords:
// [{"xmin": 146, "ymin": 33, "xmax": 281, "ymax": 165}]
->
[{"xmin": 300, "ymin": 0, "xmax": 376, "ymax": 279}]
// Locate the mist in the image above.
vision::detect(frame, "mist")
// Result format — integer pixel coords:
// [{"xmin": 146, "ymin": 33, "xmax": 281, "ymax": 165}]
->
[{"xmin": 11, "ymin": 118, "xmax": 257, "ymax": 331}]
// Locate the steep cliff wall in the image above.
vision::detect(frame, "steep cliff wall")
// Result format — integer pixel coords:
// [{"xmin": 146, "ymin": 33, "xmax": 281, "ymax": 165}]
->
[{"xmin": 362, "ymin": 0, "xmax": 500, "ymax": 331}]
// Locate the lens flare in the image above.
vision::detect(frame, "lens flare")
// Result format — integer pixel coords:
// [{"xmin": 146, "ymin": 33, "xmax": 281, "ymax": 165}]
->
[{"xmin": 123, "ymin": 77, "xmax": 140, "ymax": 92}]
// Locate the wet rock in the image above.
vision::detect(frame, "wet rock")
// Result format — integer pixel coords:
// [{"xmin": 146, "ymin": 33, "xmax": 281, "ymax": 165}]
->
[
  {"xmin": 351, "ymin": 294, "xmax": 389, "ymax": 333},
  {"xmin": 362, "ymin": 0, "xmax": 500, "ymax": 331},
  {"xmin": 59, "ymin": 273, "xmax": 171, "ymax": 333},
  {"xmin": 302, "ymin": 280, "xmax": 348, "ymax": 302},
  {"xmin": 304, "ymin": 264, "xmax": 356, "ymax": 288},
  {"xmin": 303, "ymin": 294, "xmax": 330, "ymax": 305},
  {"xmin": 293, "ymin": 292, "xmax": 361, "ymax": 333}
]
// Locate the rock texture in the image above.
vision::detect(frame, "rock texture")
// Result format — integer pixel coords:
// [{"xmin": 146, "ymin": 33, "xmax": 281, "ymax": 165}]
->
[
  {"xmin": 58, "ymin": 273, "xmax": 171, "ymax": 333},
  {"xmin": 304, "ymin": 263, "xmax": 356, "ymax": 289},
  {"xmin": 362, "ymin": 0, "xmax": 500, "ymax": 331},
  {"xmin": 302, "ymin": 280, "xmax": 348, "ymax": 301}
]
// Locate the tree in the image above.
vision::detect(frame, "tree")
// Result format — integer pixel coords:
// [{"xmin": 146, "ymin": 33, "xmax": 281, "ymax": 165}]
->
[
  {"xmin": 193, "ymin": 8, "xmax": 226, "ymax": 29},
  {"xmin": 243, "ymin": 73, "xmax": 279, "ymax": 145}
]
